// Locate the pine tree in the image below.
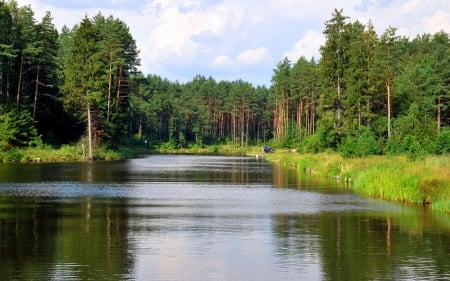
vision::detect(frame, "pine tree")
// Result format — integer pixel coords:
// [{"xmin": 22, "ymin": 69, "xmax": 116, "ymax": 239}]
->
[
  {"xmin": 373, "ymin": 26, "xmax": 400, "ymax": 139},
  {"xmin": 271, "ymin": 57, "xmax": 291, "ymax": 142}
]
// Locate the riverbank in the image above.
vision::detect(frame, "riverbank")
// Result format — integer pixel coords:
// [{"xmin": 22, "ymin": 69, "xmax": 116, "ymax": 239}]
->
[
  {"xmin": 155, "ymin": 144, "xmax": 450, "ymax": 213},
  {"xmin": 263, "ymin": 150, "xmax": 450, "ymax": 214},
  {"xmin": 2, "ymin": 144, "xmax": 449, "ymax": 213},
  {"xmin": 0, "ymin": 145, "xmax": 140, "ymax": 162}
]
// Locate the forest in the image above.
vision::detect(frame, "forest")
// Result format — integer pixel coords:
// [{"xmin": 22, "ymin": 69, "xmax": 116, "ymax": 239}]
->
[{"xmin": 0, "ymin": 1, "xmax": 449, "ymax": 158}]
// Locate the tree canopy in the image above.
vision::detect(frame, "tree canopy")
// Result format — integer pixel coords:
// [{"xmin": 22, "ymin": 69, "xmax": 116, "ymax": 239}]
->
[{"xmin": 0, "ymin": 1, "xmax": 449, "ymax": 157}]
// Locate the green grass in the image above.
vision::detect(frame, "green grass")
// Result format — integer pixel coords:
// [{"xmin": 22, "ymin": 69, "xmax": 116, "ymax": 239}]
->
[
  {"xmin": 0, "ymin": 145, "xmax": 127, "ymax": 163},
  {"xmin": 265, "ymin": 150, "xmax": 450, "ymax": 213},
  {"xmin": 154, "ymin": 143, "xmax": 255, "ymax": 156},
  {"xmin": 353, "ymin": 163, "xmax": 422, "ymax": 203}
]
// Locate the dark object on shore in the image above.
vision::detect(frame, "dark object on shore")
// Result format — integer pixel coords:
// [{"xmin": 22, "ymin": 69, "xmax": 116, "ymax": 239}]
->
[{"xmin": 262, "ymin": 145, "xmax": 275, "ymax": 153}]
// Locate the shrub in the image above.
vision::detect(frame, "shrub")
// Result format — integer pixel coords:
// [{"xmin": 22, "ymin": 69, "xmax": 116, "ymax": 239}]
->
[
  {"xmin": 339, "ymin": 130, "xmax": 381, "ymax": 158},
  {"xmin": 435, "ymin": 128, "xmax": 450, "ymax": 155},
  {"xmin": 0, "ymin": 106, "xmax": 41, "ymax": 149},
  {"xmin": 406, "ymin": 140, "xmax": 426, "ymax": 161},
  {"xmin": 301, "ymin": 134, "xmax": 326, "ymax": 153},
  {"xmin": 338, "ymin": 138, "xmax": 357, "ymax": 158}
]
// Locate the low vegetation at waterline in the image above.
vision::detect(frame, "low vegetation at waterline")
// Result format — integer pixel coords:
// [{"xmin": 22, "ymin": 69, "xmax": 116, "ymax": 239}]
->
[
  {"xmin": 0, "ymin": 144, "xmax": 140, "ymax": 163},
  {"xmin": 265, "ymin": 151, "xmax": 450, "ymax": 213}
]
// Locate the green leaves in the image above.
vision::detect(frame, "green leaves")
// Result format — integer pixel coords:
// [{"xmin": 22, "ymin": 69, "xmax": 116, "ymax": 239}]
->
[
  {"xmin": 0, "ymin": 106, "xmax": 40, "ymax": 149},
  {"xmin": 60, "ymin": 13, "xmax": 139, "ymax": 147}
]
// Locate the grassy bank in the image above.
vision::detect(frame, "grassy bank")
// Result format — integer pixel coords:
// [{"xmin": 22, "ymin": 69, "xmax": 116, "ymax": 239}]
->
[
  {"xmin": 154, "ymin": 143, "xmax": 258, "ymax": 156},
  {"xmin": 264, "ymin": 150, "xmax": 450, "ymax": 213},
  {"xmin": 154, "ymin": 144, "xmax": 450, "ymax": 213},
  {"xmin": 0, "ymin": 145, "xmax": 140, "ymax": 162}
]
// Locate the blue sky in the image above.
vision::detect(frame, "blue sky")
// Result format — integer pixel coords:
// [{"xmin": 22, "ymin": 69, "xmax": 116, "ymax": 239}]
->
[{"xmin": 17, "ymin": 0, "xmax": 450, "ymax": 86}]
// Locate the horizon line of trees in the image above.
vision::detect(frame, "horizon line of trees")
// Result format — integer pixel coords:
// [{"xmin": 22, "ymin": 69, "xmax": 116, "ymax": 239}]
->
[{"xmin": 0, "ymin": 1, "xmax": 449, "ymax": 157}]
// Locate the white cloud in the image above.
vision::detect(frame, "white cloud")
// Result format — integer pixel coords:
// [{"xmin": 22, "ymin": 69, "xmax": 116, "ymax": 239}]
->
[
  {"xmin": 236, "ymin": 47, "xmax": 273, "ymax": 65},
  {"xmin": 282, "ymin": 30, "xmax": 324, "ymax": 62},
  {"xmin": 14, "ymin": 0, "xmax": 450, "ymax": 86},
  {"xmin": 423, "ymin": 9, "xmax": 450, "ymax": 34},
  {"xmin": 214, "ymin": 47, "xmax": 273, "ymax": 68},
  {"xmin": 353, "ymin": 0, "xmax": 450, "ymax": 37},
  {"xmin": 137, "ymin": 1, "xmax": 240, "ymax": 71},
  {"xmin": 213, "ymin": 55, "xmax": 232, "ymax": 67}
]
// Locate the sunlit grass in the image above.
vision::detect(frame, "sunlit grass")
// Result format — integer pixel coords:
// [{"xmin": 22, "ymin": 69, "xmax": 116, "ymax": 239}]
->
[
  {"xmin": 353, "ymin": 162, "xmax": 422, "ymax": 203},
  {"xmin": 265, "ymin": 150, "xmax": 450, "ymax": 213},
  {"xmin": 0, "ymin": 144, "xmax": 126, "ymax": 162}
]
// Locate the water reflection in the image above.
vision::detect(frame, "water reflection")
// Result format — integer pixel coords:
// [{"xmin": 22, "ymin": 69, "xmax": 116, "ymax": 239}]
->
[
  {"xmin": 0, "ymin": 197, "xmax": 133, "ymax": 280},
  {"xmin": 0, "ymin": 155, "xmax": 449, "ymax": 280},
  {"xmin": 272, "ymin": 210, "xmax": 450, "ymax": 281}
]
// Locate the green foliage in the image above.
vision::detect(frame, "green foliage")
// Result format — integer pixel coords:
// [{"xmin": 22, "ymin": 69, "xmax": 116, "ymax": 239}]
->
[
  {"xmin": 434, "ymin": 129, "xmax": 450, "ymax": 154},
  {"xmin": 0, "ymin": 2, "xmax": 449, "ymax": 158},
  {"xmin": 0, "ymin": 106, "xmax": 41, "ymax": 149},
  {"xmin": 339, "ymin": 130, "xmax": 382, "ymax": 158},
  {"xmin": 301, "ymin": 133, "xmax": 326, "ymax": 153}
]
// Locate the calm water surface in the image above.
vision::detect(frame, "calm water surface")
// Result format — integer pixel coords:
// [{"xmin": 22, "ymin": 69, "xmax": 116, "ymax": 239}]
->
[{"xmin": 0, "ymin": 155, "xmax": 449, "ymax": 281}]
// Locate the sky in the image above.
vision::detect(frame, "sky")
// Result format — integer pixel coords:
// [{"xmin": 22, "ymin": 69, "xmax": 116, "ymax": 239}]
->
[{"xmin": 15, "ymin": 0, "xmax": 450, "ymax": 86}]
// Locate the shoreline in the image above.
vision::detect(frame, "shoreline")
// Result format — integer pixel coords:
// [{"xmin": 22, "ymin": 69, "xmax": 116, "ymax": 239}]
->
[
  {"xmin": 262, "ymin": 150, "xmax": 449, "ymax": 214},
  {"xmin": 1, "ymin": 144, "xmax": 449, "ymax": 213}
]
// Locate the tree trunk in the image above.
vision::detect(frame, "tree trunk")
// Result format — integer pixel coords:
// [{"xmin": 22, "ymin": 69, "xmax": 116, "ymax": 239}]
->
[
  {"xmin": 386, "ymin": 78, "xmax": 391, "ymax": 139},
  {"xmin": 337, "ymin": 75, "xmax": 341, "ymax": 120},
  {"xmin": 87, "ymin": 99, "xmax": 93, "ymax": 160},
  {"xmin": 297, "ymin": 99, "xmax": 303, "ymax": 140},
  {"xmin": 116, "ymin": 65, "xmax": 123, "ymax": 100},
  {"xmin": 107, "ymin": 59, "xmax": 113, "ymax": 123},
  {"xmin": 32, "ymin": 64, "xmax": 40, "ymax": 120},
  {"xmin": 16, "ymin": 54, "xmax": 24, "ymax": 109},
  {"xmin": 437, "ymin": 96, "xmax": 441, "ymax": 133},
  {"xmin": 358, "ymin": 101, "xmax": 361, "ymax": 133},
  {"xmin": 138, "ymin": 115, "xmax": 142, "ymax": 140}
]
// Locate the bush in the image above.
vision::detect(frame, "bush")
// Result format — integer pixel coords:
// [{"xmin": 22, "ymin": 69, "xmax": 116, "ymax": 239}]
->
[
  {"xmin": 356, "ymin": 129, "xmax": 382, "ymax": 156},
  {"xmin": 339, "ymin": 130, "xmax": 381, "ymax": 158},
  {"xmin": 0, "ymin": 106, "xmax": 41, "ymax": 149},
  {"xmin": 338, "ymin": 138, "xmax": 357, "ymax": 158},
  {"xmin": 435, "ymin": 128, "xmax": 450, "ymax": 155},
  {"xmin": 301, "ymin": 134, "xmax": 326, "ymax": 153},
  {"xmin": 405, "ymin": 138, "xmax": 426, "ymax": 161}
]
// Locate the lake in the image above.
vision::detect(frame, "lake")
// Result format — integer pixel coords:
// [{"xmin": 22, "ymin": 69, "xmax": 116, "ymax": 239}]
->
[{"xmin": 0, "ymin": 154, "xmax": 449, "ymax": 280}]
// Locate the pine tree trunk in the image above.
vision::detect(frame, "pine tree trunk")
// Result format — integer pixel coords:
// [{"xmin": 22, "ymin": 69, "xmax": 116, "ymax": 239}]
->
[
  {"xmin": 16, "ymin": 54, "xmax": 24, "ymax": 109},
  {"xmin": 297, "ymin": 99, "xmax": 303, "ymax": 140},
  {"xmin": 32, "ymin": 64, "xmax": 40, "ymax": 120},
  {"xmin": 386, "ymin": 78, "xmax": 391, "ymax": 139},
  {"xmin": 437, "ymin": 96, "xmax": 441, "ymax": 133},
  {"xmin": 107, "ymin": 60, "xmax": 112, "ymax": 123},
  {"xmin": 87, "ymin": 99, "xmax": 93, "ymax": 160}
]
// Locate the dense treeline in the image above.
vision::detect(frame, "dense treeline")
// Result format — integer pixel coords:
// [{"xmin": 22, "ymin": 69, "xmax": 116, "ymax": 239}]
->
[
  {"xmin": 273, "ymin": 9, "xmax": 450, "ymax": 158},
  {"xmin": 0, "ymin": 1, "xmax": 139, "ymax": 154},
  {"xmin": 129, "ymin": 74, "xmax": 271, "ymax": 149},
  {"xmin": 0, "ymin": 2, "xmax": 449, "ymax": 157}
]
